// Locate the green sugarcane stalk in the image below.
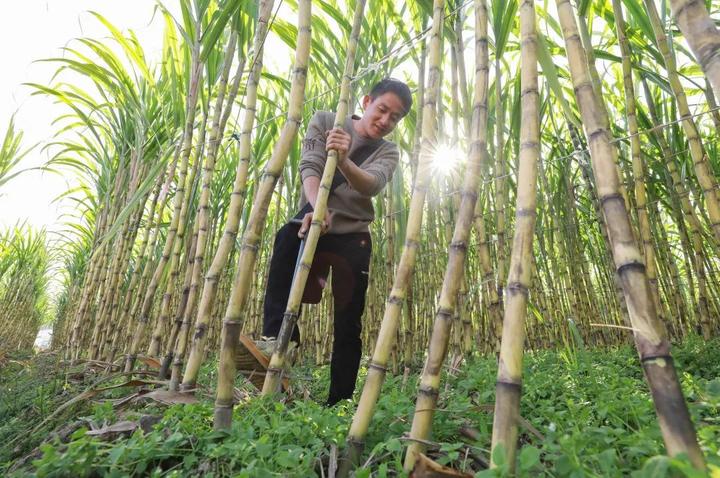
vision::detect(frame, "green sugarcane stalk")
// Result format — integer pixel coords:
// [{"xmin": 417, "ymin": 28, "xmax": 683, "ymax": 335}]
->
[{"xmin": 261, "ymin": 0, "xmax": 368, "ymax": 396}]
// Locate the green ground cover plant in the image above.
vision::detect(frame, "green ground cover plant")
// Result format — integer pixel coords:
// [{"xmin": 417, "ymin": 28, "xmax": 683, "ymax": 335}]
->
[{"xmin": 1, "ymin": 336, "xmax": 718, "ymax": 477}]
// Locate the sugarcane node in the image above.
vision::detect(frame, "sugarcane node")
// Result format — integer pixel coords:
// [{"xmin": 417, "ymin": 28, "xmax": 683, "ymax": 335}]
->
[
  {"xmin": 696, "ymin": 41, "xmax": 720, "ymax": 66},
  {"xmin": 588, "ymin": 127, "xmax": 611, "ymax": 142},
  {"xmin": 418, "ymin": 385, "xmax": 439, "ymax": 398},
  {"xmin": 437, "ymin": 308, "xmax": 454, "ymax": 320},
  {"xmin": 267, "ymin": 366, "xmax": 284, "ymax": 374},
  {"xmin": 221, "ymin": 319, "xmax": 242, "ymax": 326},
  {"xmin": 405, "ymin": 238, "xmax": 420, "ymax": 248},
  {"xmin": 616, "ymin": 261, "xmax": 646, "ymax": 275},
  {"xmin": 240, "ymin": 242, "xmax": 259, "ymax": 252},
  {"xmin": 515, "ymin": 208, "xmax": 536, "ymax": 217},
  {"xmin": 280, "ymin": 315, "xmax": 298, "ymax": 329},
  {"xmin": 388, "ymin": 295, "xmax": 404, "ymax": 305},
  {"xmin": 449, "ymin": 240, "xmax": 468, "ymax": 251},
  {"xmin": 495, "ymin": 380, "xmax": 522, "ymax": 392},
  {"xmin": 640, "ymin": 354, "xmax": 673, "ymax": 364},
  {"xmin": 368, "ymin": 361, "xmax": 387, "ymax": 373},
  {"xmin": 506, "ymin": 282, "xmax": 529, "ymax": 296},
  {"xmin": 346, "ymin": 436, "xmax": 365, "ymax": 447},
  {"xmin": 598, "ymin": 192, "xmax": 624, "ymax": 206},
  {"xmin": 572, "ymin": 80, "xmax": 594, "ymax": 95},
  {"xmin": 520, "ymin": 140, "xmax": 539, "ymax": 150}
]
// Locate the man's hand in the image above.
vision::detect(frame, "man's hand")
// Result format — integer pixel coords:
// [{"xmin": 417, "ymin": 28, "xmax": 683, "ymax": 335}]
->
[
  {"xmin": 325, "ymin": 128, "xmax": 351, "ymax": 167},
  {"xmin": 298, "ymin": 210, "xmax": 333, "ymax": 238}
]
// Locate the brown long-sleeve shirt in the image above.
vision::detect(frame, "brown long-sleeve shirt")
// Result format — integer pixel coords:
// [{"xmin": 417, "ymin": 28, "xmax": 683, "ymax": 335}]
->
[{"xmin": 298, "ymin": 111, "xmax": 400, "ymax": 234}]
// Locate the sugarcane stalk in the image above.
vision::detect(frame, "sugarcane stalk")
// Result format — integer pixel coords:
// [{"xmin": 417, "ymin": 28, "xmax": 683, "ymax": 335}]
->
[
  {"xmin": 489, "ymin": 0, "xmax": 539, "ymax": 470},
  {"xmin": 338, "ymin": 0, "xmax": 445, "ymax": 473},
  {"xmin": 556, "ymin": 0, "xmax": 705, "ymax": 468},
  {"xmin": 611, "ymin": 0, "xmax": 666, "ymax": 332},
  {"xmin": 642, "ymin": 0, "xmax": 720, "ymax": 246},
  {"xmin": 213, "ymin": 0, "xmax": 312, "ymax": 430},
  {"xmin": 124, "ymin": 29, "xmax": 203, "ymax": 373},
  {"xmin": 404, "ymin": 0, "xmax": 489, "ymax": 469},
  {"xmin": 181, "ymin": 0, "xmax": 274, "ymax": 392},
  {"xmin": 261, "ymin": 0, "xmax": 368, "ymax": 397},
  {"xmin": 169, "ymin": 31, "xmax": 238, "ymax": 391},
  {"xmin": 669, "ymin": 0, "xmax": 720, "ymax": 101}
]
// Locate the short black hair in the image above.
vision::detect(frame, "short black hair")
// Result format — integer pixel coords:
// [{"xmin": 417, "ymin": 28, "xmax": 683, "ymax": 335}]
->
[{"xmin": 368, "ymin": 78, "xmax": 412, "ymax": 116}]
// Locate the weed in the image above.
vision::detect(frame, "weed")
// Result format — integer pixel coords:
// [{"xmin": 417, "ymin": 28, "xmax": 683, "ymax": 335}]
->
[{"xmin": 2, "ymin": 337, "xmax": 719, "ymax": 477}]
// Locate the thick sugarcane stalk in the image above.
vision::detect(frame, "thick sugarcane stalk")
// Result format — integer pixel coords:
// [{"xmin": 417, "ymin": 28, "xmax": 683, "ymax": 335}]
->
[
  {"xmin": 640, "ymin": 77, "xmax": 712, "ymax": 336},
  {"xmin": 669, "ymin": 0, "xmax": 720, "ymax": 100},
  {"xmin": 168, "ymin": 32, "xmax": 238, "ymax": 391},
  {"xmin": 577, "ymin": 10, "xmax": 633, "ymax": 217},
  {"xmin": 556, "ymin": 0, "xmax": 705, "ymax": 468},
  {"xmin": 494, "ymin": 56, "xmax": 506, "ymax": 344},
  {"xmin": 643, "ymin": 0, "xmax": 720, "ymax": 246},
  {"xmin": 612, "ymin": 0, "xmax": 666, "ymax": 329},
  {"xmin": 404, "ymin": 0, "xmax": 489, "ymax": 469},
  {"xmin": 124, "ymin": 33, "xmax": 203, "ymax": 373},
  {"xmin": 261, "ymin": 0, "xmax": 368, "ymax": 397},
  {"xmin": 488, "ymin": 0, "xmax": 539, "ymax": 469},
  {"xmin": 181, "ymin": 0, "xmax": 274, "ymax": 392},
  {"xmin": 338, "ymin": 0, "xmax": 444, "ymax": 473},
  {"xmin": 213, "ymin": 0, "xmax": 312, "ymax": 430}
]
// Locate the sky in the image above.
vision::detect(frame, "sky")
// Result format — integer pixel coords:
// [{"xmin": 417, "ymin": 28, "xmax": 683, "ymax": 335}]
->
[{"xmin": 0, "ymin": 1, "xmax": 180, "ymax": 232}]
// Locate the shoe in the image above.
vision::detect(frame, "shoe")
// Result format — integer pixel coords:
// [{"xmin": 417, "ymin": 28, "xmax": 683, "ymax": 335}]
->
[{"xmin": 235, "ymin": 335, "xmax": 295, "ymax": 391}]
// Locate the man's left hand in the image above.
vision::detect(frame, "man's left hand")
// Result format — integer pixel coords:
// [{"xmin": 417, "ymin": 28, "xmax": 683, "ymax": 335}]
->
[{"xmin": 325, "ymin": 128, "xmax": 351, "ymax": 167}]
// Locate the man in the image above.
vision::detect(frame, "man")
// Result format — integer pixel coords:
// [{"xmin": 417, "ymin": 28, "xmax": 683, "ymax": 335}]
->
[{"xmin": 240, "ymin": 78, "xmax": 412, "ymax": 406}]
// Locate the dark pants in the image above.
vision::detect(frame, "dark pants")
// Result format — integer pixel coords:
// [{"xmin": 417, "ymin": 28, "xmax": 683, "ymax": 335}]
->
[{"xmin": 263, "ymin": 222, "xmax": 372, "ymax": 405}]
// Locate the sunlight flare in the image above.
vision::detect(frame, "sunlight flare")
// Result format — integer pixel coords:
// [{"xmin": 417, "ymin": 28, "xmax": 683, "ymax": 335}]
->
[{"xmin": 431, "ymin": 143, "xmax": 463, "ymax": 176}]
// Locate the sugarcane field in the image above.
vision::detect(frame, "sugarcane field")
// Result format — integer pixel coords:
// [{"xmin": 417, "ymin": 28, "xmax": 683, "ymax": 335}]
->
[{"xmin": 2, "ymin": 0, "xmax": 720, "ymax": 475}]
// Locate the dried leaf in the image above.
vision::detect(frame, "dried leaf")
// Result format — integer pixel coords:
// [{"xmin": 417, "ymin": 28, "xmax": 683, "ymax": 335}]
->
[
  {"xmin": 137, "ymin": 356, "xmax": 161, "ymax": 369},
  {"xmin": 86, "ymin": 420, "xmax": 138, "ymax": 437},
  {"xmin": 410, "ymin": 453, "xmax": 473, "ymax": 478},
  {"xmin": 138, "ymin": 390, "xmax": 198, "ymax": 405}
]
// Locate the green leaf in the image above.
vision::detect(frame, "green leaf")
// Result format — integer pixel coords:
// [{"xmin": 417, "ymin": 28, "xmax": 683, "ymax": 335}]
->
[
  {"xmin": 354, "ymin": 468, "xmax": 371, "ymax": 478},
  {"xmin": 518, "ymin": 445, "xmax": 541, "ymax": 470},
  {"xmin": 492, "ymin": 443, "xmax": 507, "ymax": 467},
  {"xmin": 638, "ymin": 456, "xmax": 670, "ymax": 478}
]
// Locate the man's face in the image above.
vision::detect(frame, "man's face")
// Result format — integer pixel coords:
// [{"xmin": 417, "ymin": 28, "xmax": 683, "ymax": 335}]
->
[{"xmin": 359, "ymin": 92, "xmax": 406, "ymax": 139}]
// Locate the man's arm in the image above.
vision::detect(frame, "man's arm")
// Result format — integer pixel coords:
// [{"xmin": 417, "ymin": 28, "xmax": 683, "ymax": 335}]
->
[
  {"xmin": 325, "ymin": 128, "xmax": 379, "ymax": 196},
  {"xmin": 337, "ymin": 159, "xmax": 378, "ymax": 196},
  {"xmin": 302, "ymin": 175, "xmax": 320, "ymax": 207}
]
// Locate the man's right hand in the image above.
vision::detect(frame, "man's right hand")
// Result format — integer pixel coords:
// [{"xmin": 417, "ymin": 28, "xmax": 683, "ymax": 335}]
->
[{"xmin": 298, "ymin": 211, "xmax": 332, "ymax": 238}]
